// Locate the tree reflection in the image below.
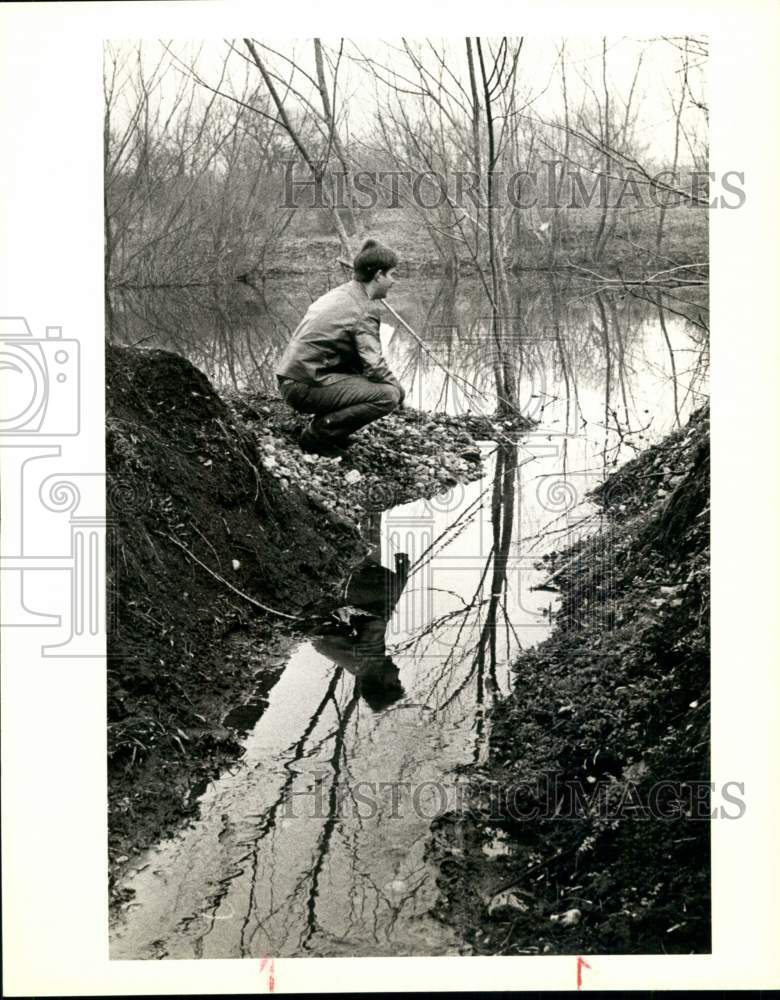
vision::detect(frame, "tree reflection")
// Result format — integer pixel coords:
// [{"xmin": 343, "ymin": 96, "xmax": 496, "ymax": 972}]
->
[
  {"xmin": 390, "ymin": 443, "xmax": 520, "ymax": 763},
  {"xmin": 107, "ymin": 271, "xmax": 708, "ymax": 454},
  {"xmin": 110, "ymin": 266, "xmax": 710, "ymax": 957},
  {"xmin": 169, "ymin": 536, "xmax": 421, "ymax": 955}
]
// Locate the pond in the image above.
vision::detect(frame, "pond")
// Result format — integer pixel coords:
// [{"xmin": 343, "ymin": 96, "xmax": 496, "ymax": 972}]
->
[
  {"xmin": 107, "ymin": 270, "xmax": 707, "ymax": 444},
  {"xmin": 108, "ymin": 271, "xmax": 709, "ymax": 958}
]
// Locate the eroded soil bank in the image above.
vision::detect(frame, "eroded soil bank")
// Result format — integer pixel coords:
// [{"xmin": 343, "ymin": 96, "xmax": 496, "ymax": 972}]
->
[
  {"xmin": 429, "ymin": 405, "xmax": 711, "ymax": 954},
  {"xmin": 106, "ymin": 345, "xmax": 523, "ymax": 904}
]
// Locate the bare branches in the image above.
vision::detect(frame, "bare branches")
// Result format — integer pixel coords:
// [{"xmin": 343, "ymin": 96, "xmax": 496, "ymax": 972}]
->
[
  {"xmin": 243, "ymin": 37, "xmax": 353, "ymax": 254},
  {"xmin": 105, "ymin": 36, "xmax": 709, "ymax": 292}
]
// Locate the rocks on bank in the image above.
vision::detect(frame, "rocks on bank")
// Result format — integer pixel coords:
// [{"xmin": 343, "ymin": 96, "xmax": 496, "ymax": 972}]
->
[{"xmin": 228, "ymin": 390, "xmax": 534, "ymax": 523}]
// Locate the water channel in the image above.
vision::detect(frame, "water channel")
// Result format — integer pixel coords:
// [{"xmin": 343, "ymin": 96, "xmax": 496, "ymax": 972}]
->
[{"xmin": 108, "ymin": 271, "xmax": 708, "ymax": 958}]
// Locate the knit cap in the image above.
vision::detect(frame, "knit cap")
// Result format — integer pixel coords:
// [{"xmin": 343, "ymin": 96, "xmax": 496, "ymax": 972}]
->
[{"xmin": 352, "ymin": 238, "xmax": 399, "ymax": 280}]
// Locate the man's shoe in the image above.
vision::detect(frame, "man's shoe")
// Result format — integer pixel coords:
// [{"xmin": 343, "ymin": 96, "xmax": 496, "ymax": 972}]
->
[{"xmin": 300, "ymin": 427, "xmax": 350, "ymax": 460}]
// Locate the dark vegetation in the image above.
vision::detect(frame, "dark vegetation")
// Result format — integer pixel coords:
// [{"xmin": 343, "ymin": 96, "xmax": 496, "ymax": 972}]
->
[
  {"xmin": 106, "ymin": 345, "xmax": 367, "ymax": 895},
  {"xmin": 232, "ymin": 209, "xmax": 708, "ymax": 283},
  {"xmin": 430, "ymin": 404, "xmax": 711, "ymax": 954}
]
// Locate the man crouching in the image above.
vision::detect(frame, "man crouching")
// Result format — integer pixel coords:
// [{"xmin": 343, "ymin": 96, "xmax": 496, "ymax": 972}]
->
[{"xmin": 275, "ymin": 238, "xmax": 405, "ymax": 458}]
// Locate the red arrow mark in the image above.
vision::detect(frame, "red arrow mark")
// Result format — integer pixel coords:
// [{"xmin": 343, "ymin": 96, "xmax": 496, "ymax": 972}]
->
[
  {"xmin": 259, "ymin": 957, "xmax": 276, "ymax": 993},
  {"xmin": 577, "ymin": 955, "xmax": 591, "ymax": 990}
]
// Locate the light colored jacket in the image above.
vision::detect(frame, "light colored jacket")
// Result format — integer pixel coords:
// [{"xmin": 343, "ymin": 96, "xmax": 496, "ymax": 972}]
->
[{"xmin": 274, "ymin": 280, "xmax": 401, "ymax": 391}]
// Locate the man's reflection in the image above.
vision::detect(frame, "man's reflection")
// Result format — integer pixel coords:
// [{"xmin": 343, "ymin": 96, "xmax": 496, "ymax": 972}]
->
[{"xmin": 313, "ymin": 548, "xmax": 410, "ymax": 713}]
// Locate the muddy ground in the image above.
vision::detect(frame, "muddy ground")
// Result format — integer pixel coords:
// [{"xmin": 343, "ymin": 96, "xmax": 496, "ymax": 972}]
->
[
  {"xmin": 429, "ymin": 405, "xmax": 711, "ymax": 954},
  {"xmin": 106, "ymin": 345, "xmax": 527, "ymax": 905}
]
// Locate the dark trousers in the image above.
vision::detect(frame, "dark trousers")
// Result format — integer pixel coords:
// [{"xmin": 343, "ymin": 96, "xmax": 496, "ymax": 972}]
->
[{"xmin": 277, "ymin": 376, "xmax": 401, "ymax": 443}]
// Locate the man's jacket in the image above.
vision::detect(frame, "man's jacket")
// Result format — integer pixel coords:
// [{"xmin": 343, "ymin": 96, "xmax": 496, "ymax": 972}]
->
[{"xmin": 274, "ymin": 279, "xmax": 402, "ymax": 393}]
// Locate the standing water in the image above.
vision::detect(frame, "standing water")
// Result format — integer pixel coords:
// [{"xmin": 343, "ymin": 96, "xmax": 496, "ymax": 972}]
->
[
  {"xmin": 109, "ymin": 273, "xmax": 708, "ymax": 958},
  {"xmin": 110, "ymin": 441, "xmax": 563, "ymax": 958}
]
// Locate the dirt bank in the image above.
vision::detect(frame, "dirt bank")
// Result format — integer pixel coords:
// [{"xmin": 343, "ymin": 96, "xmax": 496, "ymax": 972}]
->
[
  {"xmin": 107, "ymin": 345, "xmax": 523, "ymax": 903},
  {"xmin": 429, "ymin": 404, "xmax": 711, "ymax": 955}
]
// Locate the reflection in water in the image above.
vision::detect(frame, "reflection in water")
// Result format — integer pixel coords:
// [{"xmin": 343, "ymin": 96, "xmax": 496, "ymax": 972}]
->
[
  {"xmin": 311, "ymin": 543, "xmax": 410, "ymax": 713},
  {"xmin": 110, "ymin": 441, "xmax": 569, "ymax": 959},
  {"xmin": 108, "ymin": 269, "xmax": 709, "ymax": 958},
  {"xmin": 107, "ymin": 271, "xmax": 708, "ymax": 465}
]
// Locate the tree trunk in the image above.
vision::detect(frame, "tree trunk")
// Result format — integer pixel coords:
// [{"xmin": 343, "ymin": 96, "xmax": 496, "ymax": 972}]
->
[{"xmin": 476, "ymin": 38, "xmax": 517, "ymax": 415}]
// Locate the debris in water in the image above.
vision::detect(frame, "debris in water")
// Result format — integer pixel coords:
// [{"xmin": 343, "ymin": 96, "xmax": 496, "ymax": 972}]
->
[{"xmin": 331, "ymin": 605, "xmax": 377, "ymax": 627}]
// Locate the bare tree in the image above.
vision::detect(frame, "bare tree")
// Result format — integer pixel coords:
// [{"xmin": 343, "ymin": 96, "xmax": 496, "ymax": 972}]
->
[
  {"xmin": 475, "ymin": 37, "xmax": 522, "ymax": 413},
  {"xmin": 104, "ymin": 42, "xmax": 292, "ymax": 286},
  {"xmin": 242, "ymin": 37, "xmax": 354, "ymax": 256},
  {"xmin": 656, "ymin": 38, "xmax": 689, "ymax": 250}
]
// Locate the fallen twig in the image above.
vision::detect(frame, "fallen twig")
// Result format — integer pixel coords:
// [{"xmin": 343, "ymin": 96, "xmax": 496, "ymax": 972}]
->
[
  {"xmin": 162, "ymin": 532, "xmax": 302, "ymax": 621},
  {"xmin": 531, "ymin": 548, "xmax": 586, "ymax": 592}
]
